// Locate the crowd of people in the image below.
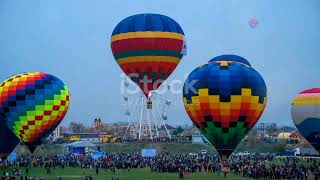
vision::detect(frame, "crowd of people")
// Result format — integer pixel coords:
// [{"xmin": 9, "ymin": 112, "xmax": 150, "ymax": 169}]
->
[{"xmin": 1, "ymin": 153, "xmax": 320, "ymax": 179}]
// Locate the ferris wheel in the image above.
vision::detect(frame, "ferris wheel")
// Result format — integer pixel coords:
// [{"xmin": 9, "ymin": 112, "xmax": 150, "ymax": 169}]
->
[{"xmin": 121, "ymin": 76, "xmax": 176, "ymax": 140}]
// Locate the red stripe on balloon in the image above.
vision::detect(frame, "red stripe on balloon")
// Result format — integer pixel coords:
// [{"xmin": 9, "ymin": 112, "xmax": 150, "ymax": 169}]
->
[
  {"xmin": 299, "ymin": 88, "xmax": 320, "ymax": 94},
  {"xmin": 119, "ymin": 62, "xmax": 178, "ymax": 96},
  {"xmin": 111, "ymin": 38, "xmax": 183, "ymax": 54}
]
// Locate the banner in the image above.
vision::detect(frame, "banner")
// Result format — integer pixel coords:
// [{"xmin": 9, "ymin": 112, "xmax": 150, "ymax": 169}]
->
[
  {"xmin": 71, "ymin": 147, "xmax": 85, "ymax": 156},
  {"xmin": 91, "ymin": 151, "xmax": 105, "ymax": 160}
]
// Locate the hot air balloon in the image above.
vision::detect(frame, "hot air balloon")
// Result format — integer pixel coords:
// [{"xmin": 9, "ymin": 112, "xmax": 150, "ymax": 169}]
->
[
  {"xmin": 0, "ymin": 122, "xmax": 19, "ymax": 160},
  {"xmin": 291, "ymin": 88, "xmax": 320, "ymax": 152},
  {"xmin": 111, "ymin": 13, "xmax": 185, "ymax": 97},
  {"xmin": 248, "ymin": 18, "xmax": 258, "ymax": 28},
  {"xmin": 183, "ymin": 55, "xmax": 267, "ymax": 159},
  {"xmin": 0, "ymin": 72, "xmax": 70, "ymax": 153}
]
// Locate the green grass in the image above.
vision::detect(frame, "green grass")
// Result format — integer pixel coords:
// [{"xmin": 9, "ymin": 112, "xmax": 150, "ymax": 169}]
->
[{"xmin": 1, "ymin": 167, "xmax": 248, "ymax": 180}]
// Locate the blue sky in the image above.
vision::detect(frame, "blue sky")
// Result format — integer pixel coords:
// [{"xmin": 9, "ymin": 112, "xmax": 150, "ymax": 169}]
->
[{"xmin": 1, "ymin": 0, "xmax": 319, "ymax": 127}]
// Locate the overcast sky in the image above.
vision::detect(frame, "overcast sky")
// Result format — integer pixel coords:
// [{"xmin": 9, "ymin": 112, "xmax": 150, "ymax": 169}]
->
[{"xmin": 1, "ymin": 0, "xmax": 319, "ymax": 127}]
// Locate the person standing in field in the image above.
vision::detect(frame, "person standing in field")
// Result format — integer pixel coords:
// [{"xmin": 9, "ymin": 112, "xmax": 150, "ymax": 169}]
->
[
  {"xmin": 222, "ymin": 164, "xmax": 230, "ymax": 178},
  {"xmin": 95, "ymin": 166, "xmax": 99, "ymax": 176},
  {"xmin": 179, "ymin": 168, "xmax": 184, "ymax": 179}
]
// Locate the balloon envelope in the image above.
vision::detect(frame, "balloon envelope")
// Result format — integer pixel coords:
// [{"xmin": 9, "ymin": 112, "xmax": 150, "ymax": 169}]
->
[
  {"xmin": 0, "ymin": 122, "xmax": 19, "ymax": 160},
  {"xmin": 248, "ymin": 18, "xmax": 258, "ymax": 28},
  {"xmin": 0, "ymin": 72, "xmax": 70, "ymax": 153},
  {"xmin": 111, "ymin": 13, "xmax": 185, "ymax": 97},
  {"xmin": 183, "ymin": 55, "xmax": 267, "ymax": 159},
  {"xmin": 291, "ymin": 88, "xmax": 320, "ymax": 152}
]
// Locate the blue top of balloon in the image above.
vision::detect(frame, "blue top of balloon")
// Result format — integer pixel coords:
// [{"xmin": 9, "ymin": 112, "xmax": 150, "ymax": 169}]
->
[
  {"xmin": 209, "ymin": 55, "xmax": 251, "ymax": 67},
  {"xmin": 112, "ymin": 13, "xmax": 184, "ymax": 35}
]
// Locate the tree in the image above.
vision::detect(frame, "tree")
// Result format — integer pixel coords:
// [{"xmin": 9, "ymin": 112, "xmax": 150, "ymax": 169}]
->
[
  {"xmin": 69, "ymin": 122, "xmax": 87, "ymax": 133},
  {"xmin": 172, "ymin": 126, "xmax": 184, "ymax": 136},
  {"xmin": 176, "ymin": 126, "xmax": 184, "ymax": 134}
]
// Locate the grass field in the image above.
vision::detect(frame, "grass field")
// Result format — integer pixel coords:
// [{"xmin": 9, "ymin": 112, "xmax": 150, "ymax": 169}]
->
[{"xmin": 1, "ymin": 167, "xmax": 249, "ymax": 180}]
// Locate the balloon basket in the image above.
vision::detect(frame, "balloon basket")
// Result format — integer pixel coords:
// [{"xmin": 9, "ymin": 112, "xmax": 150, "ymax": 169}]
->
[{"xmin": 146, "ymin": 99, "xmax": 152, "ymax": 109}]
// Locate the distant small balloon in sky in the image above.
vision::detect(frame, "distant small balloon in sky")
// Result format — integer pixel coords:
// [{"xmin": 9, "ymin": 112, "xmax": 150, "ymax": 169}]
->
[{"xmin": 248, "ymin": 18, "xmax": 258, "ymax": 28}]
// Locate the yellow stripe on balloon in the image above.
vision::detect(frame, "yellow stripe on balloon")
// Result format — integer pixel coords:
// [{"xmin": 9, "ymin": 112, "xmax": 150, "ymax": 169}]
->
[
  {"xmin": 182, "ymin": 88, "xmax": 267, "ymax": 121},
  {"xmin": 292, "ymin": 101, "xmax": 320, "ymax": 106},
  {"xmin": 295, "ymin": 96, "xmax": 320, "ymax": 99},
  {"xmin": 117, "ymin": 56, "xmax": 180, "ymax": 65},
  {"xmin": 111, "ymin": 31, "xmax": 184, "ymax": 42},
  {"xmin": 292, "ymin": 96, "xmax": 320, "ymax": 106}
]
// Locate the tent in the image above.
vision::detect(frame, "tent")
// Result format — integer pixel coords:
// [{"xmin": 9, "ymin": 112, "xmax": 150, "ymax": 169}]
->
[
  {"xmin": 66, "ymin": 140, "xmax": 95, "ymax": 148},
  {"xmin": 65, "ymin": 140, "xmax": 96, "ymax": 156}
]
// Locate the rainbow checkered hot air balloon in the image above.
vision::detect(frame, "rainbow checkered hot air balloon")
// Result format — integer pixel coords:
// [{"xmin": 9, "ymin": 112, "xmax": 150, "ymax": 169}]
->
[
  {"xmin": 291, "ymin": 88, "xmax": 320, "ymax": 152},
  {"xmin": 183, "ymin": 55, "xmax": 267, "ymax": 159},
  {"xmin": 0, "ymin": 72, "xmax": 70, "ymax": 153},
  {"xmin": 111, "ymin": 13, "xmax": 185, "ymax": 97}
]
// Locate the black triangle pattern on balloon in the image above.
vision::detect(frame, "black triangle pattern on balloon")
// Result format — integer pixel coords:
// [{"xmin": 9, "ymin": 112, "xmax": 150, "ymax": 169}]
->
[{"xmin": 24, "ymin": 141, "xmax": 41, "ymax": 153}]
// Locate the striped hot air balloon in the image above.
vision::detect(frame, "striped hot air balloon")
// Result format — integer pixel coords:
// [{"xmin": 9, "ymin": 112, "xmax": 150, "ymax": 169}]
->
[
  {"xmin": 111, "ymin": 13, "xmax": 185, "ymax": 97},
  {"xmin": 291, "ymin": 88, "xmax": 320, "ymax": 152},
  {"xmin": 0, "ymin": 72, "xmax": 70, "ymax": 153}
]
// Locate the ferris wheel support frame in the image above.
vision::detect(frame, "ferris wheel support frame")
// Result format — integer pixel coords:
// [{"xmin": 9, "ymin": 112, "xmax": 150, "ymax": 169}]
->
[
  {"xmin": 123, "ymin": 116, "xmax": 132, "ymax": 139},
  {"xmin": 146, "ymin": 108, "xmax": 153, "ymax": 140},
  {"xmin": 121, "ymin": 77, "xmax": 174, "ymax": 140},
  {"xmin": 139, "ymin": 95, "xmax": 143, "ymax": 140},
  {"xmin": 151, "ymin": 110, "xmax": 160, "ymax": 138},
  {"xmin": 154, "ymin": 104, "xmax": 171, "ymax": 139},
  {"xmin": 123, "ymin": 91, "xmax": 139, "ymax": 139}
]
